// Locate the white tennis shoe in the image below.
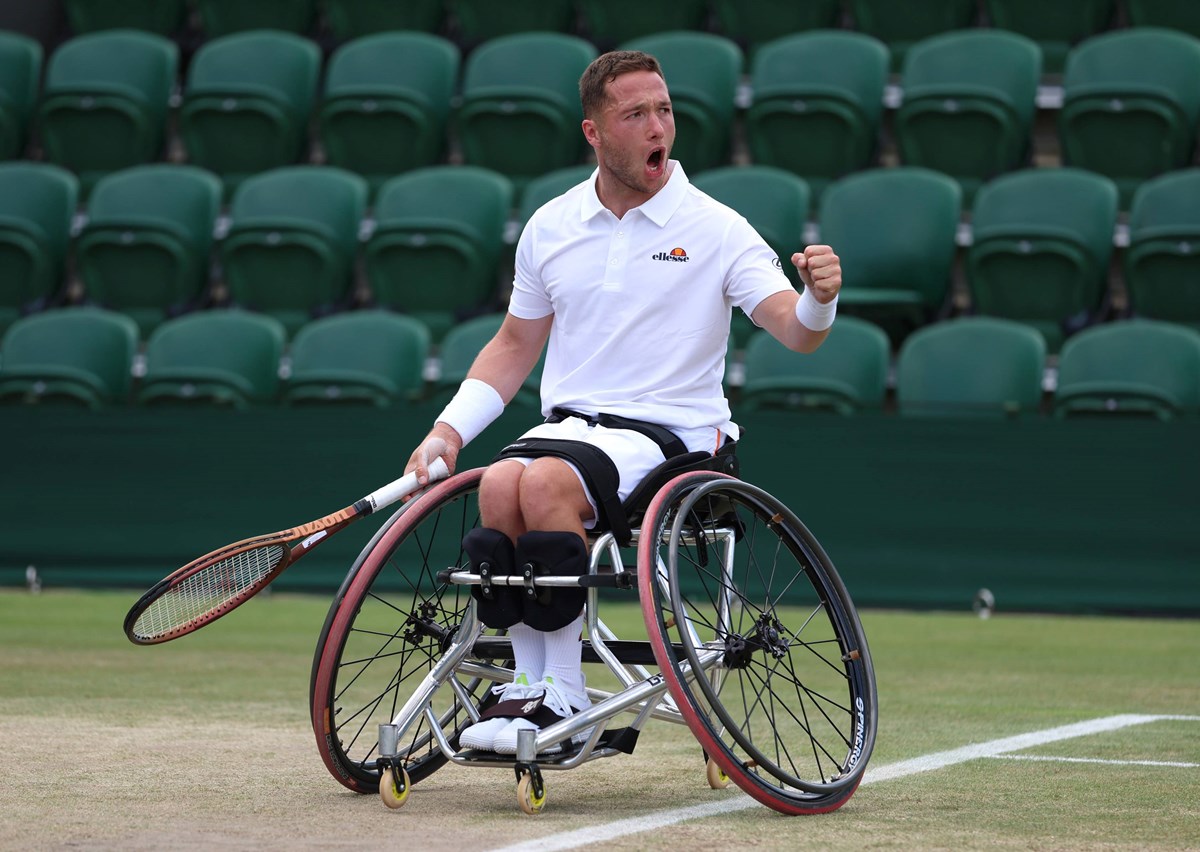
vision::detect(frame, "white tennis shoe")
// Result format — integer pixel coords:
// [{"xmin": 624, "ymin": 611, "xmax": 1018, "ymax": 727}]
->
[
  {"xmin": 491, "ymin": 676, "xmax": 593, "ymax": 755},
  {"xmin": 458, "ymin": 674, "xmax": 541, "ymax": 751}
]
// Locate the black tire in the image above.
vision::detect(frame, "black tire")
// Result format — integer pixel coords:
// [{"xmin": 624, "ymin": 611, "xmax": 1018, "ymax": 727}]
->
[
  {"xmin": 638, "ymin": 472, "xmax": 877, "ymax": 814},
  {"xmin": 311, "ymin": 468, "xmax": 495, "ymax": 793}
]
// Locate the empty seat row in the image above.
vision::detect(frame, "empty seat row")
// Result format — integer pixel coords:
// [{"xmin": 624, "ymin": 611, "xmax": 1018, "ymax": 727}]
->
[
  {"xmin": 5, "ymin": 25, "xmax": 1200, "ymax": 204},
  {"xmin": 5, "ymin": 307, "xmax": 1199, "ymax": 421},
  {"xmin": 4, "ymin": 160, "xmax": 1200, "ymax": 353},
  {"xmin": 737, "ymin": 316, "xmax": 1200, "ymax": 420}
]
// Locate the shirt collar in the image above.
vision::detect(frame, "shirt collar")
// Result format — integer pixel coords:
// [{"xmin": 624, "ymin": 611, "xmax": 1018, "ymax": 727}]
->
[{"xmin": 579, "ymin": 161, "xmax": 690, "ymax": 226}]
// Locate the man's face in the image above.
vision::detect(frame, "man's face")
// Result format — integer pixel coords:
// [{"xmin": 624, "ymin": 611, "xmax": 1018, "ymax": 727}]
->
[{"xmin": 587, "ymin": 70, "xmax": 675, "ymax": 197}]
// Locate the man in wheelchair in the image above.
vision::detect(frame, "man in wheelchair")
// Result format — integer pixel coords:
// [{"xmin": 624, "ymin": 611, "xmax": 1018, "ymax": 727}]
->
[{"xmin": 405, "ymin": 49, "xmax": 842, "ymax": 755}]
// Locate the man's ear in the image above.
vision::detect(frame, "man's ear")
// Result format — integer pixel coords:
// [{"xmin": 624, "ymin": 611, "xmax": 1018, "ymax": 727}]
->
[{"xmin": 581, "ymin": 118, "xmax": 601, "ymax": 150}]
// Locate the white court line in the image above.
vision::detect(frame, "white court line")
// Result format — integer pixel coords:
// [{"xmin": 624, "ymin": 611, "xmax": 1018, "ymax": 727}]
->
[
  {"xmin": 991, "ymin": 755, "xmax": 1200, "ymax": 768},
  {"xmin": 489, "ymin": 714, "xmax": 1198, "ymax": 852}
]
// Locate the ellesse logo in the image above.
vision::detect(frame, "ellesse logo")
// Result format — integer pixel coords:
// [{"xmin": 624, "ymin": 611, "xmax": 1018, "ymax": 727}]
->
[{"xmin": 652, "ymin": 247, "xmax": 689, "ymax": 262}]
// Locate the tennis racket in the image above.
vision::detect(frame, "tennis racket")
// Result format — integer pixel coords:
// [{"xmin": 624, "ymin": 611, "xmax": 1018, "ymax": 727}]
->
[{"xmin": 124, "ymin": 458, "xmax": 449, "ymax": 645}]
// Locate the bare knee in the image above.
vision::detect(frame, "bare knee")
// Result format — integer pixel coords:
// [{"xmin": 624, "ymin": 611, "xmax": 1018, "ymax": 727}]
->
[
  {"xmin": 479, "ymin": 461, "xmax": 526, "ymax": 539},
  {"xmin": 518, "ymin": 458, "xmax": 592, "ymax": 531}
]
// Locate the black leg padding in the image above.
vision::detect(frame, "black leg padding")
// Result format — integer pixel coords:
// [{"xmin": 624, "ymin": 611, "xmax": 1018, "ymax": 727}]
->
[
  {"xmin": 463, "ymin": 527, "xmax": 523, "ymax": 629},
  {"xmin": 515, "ymin": 530, "xmax": 588, "ymax": 632}
]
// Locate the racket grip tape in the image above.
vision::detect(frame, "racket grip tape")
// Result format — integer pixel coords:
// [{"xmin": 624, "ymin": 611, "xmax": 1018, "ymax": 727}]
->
[{"xmin": 356, "ymin": 457, "xmax": 450, "ymax": 515}]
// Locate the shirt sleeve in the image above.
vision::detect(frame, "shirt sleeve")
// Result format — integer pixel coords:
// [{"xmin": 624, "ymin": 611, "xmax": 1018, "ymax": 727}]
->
[
  {"xmin": 722, "ymin": 215, "xmax": 796, "ymax": 320},
  {"xmin": 507, "ymin": 216, "xmax": 554, "ymax": 319}
]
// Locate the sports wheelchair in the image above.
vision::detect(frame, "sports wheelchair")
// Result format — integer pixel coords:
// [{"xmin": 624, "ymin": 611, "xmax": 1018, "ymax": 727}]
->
[{"xmin": 310, "ymin": 452, "xmax": 877, "ymax": 815}]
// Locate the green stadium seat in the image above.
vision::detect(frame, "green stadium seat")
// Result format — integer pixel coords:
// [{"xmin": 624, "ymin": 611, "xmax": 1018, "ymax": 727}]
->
[
  {"xmin": 516, "ymin": 163, "xmax": 596, "ymax": 230},
  {"xmin": 220, "ymin": 166, "xmax": 368, "ymax": 336},
  {"xmin": 746, "ymin": 31, "xmax": 889, "ymax": 199},
  {"xmin": 284, "ymin": 311, "xmax": 430, "ymax": 407},
  {"xmin": 847, "ymin": 0, "xmax": 978, "ymax": 70},
  {"xmin": 693, "ymin": 164, "xmax": 811, "ymax": 291},
  {"xmin": 454, "ymin": 0, "xmax": 577, "ymax": 46},
  {"xmin": 621, "ymin": 32, "xmax": 743, "ymax": 174},
  {"xmin": 578, "ymin": 0, "xmax": 709, "ymax": 49},
  {"xmin": 36, "ymin": 29, "xmax": 177, "ymax": 193},
  {"xmin": 193, "ymin": 0, "xmax": 318, "ymax": 36},
  {"xmin": 1125, "ymin": 168, "xmax": 1200, "ymax": 331},
  {"xmin": 1127, "ymin": 0, "xmax": 1200, "ymax": 37},
  {"xmin": 179, "ymin": 30, "xmax": 321, "ymax": 195},
  {"xmin": 897, "ymin": 317, "xmax": 1046, "ymax": 418},
  {"xmin": 966, "ymin": 168, "xmax": 1119, "ymax": 352},
  {"xmin": 456, "ymin": 32, "xmax": 596, "ymax": 188},
  {"xmin": 0, "ymin": 162, "xmax": 78, "ymax": 336},
  {"xmin": 712, "ymin": 0, "xmax": 842, "ymax": 58},
  {"xmin": 895, "ymin": 29, "xmax": 1041, "ymax": 205},
  {"xmin": 0, "ymin": 30, "xmax": 41, "ymax": 160},
  {"xmin": 0, "ymin": 307, "xmax": 139, "ymax": 408},
  {"xmin": 1059, "ymin": 28, "xmax": 1200, "ymax": 208},
  {"xmin": 138, "ymin": 310, "xmax": 286, "ymax": 407},
  {"xmin": 1054, "ymin": 320, "xmax": 1200, "ymax": 420},
  {"xmin": 63, "ymin": 0, "xmax": 189, "ymax": 35},
  {"xmin": 76, "ymin": 165, "xmax": 222, "ymax": 336},
  {"xmin": 318, "ymin": 32, "xmax": 460, "ymax": 196},
  {"xmin": 365, "ymin": 166, "xmax": 514, "ymax": 342},
  {"xmin": 430, "ymin": 312, "xmax": 543, "ymax": 407},
  {"xmin": 816, "ymin": 167, "xmax": 962, "ymax": 342},
  {"xmin": 739, "ymin": 317, "xmax": 891, "ymax": 415},
  {"xmin": 324, "ymin": 0, "xmax": 446, "ymax": 41},
  {"xmin": 984, "ymin": 0, "xmax": 1117, "ymax": 74}
]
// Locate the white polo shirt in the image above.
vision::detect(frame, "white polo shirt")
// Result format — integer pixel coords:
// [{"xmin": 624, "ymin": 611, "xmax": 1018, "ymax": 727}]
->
[{"xmin": 509, "ymin": 161, "xmax": 795, "ymax": 433}]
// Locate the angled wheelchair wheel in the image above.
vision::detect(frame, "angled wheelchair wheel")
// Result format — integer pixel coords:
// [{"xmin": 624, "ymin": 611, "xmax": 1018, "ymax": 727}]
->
[
  {"xmin": 637, "ymin": 472, "xmax": 877, "ymax": 814},
  {"xmin": 311, "ymin": 468, "xmax": 495, "ymax": 794}
]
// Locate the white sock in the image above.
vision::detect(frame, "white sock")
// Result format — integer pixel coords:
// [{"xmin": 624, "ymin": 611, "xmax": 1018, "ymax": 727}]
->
[
  {"xmin": 507, "ymin": 622, "xmax": 544, "ymax": 687},
  {"xmin": 541, "ymin": 612, "xmax": 588, "ymax": 708}
]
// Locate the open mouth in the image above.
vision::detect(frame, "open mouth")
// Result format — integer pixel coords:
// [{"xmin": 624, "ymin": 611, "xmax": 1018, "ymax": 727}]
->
[{"xmin": 646, "ymin": 147, "xmax": 665, "ymax": 176}]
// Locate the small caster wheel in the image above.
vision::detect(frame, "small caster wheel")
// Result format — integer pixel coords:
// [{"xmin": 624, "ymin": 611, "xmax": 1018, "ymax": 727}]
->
[
  {"xmin": 517, "ymin": 771, "xmax": 547, "ymax": 815},
  {"xmin": 380, "ymin": 765, "xmax": 411, "ymax": 809},
  {"xmin": 706, "ymin": 757, "xmax": 730, "ymax": 790}
]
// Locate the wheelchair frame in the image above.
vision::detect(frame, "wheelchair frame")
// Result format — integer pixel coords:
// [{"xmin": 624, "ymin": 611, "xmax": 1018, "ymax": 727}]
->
[{"xmin": 310, "ymin": 464, "xmax": 877, "ymax": 816}]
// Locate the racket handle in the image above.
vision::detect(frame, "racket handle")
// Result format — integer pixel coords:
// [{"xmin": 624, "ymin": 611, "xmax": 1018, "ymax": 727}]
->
[{"xmin": 361, "ymin": 457, "xmax": 450, "ymax": 514}]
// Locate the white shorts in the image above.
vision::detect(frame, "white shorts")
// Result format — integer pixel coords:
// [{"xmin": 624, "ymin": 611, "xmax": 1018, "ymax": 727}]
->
[{"xmin": 498, "ymin": 415, "xmax": 734, "ymax": 528}]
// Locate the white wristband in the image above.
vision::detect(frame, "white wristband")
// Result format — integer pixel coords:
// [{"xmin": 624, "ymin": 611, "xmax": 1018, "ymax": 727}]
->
[
  {"xmin": 436, "ymin": 378, "xmax": 505, "ymax": 447},
  {"xmin": 795, "ymin": 289, "xmax": 838, "ymax": 332}
]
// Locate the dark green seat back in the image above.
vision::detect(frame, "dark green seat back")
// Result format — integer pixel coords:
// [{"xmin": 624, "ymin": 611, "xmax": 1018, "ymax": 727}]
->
[
  {"xmin": 0, "ymin": 30, "xmax": 42, "ymax": 159},
  {"xmin": 897, "ymin": 317, "xmax": 1046, "ymax": 418},
  {"xmin": 432, "ymin": 312, "xmax": 544, "ymax": 407},
  {"xmin": 621, "ymin": 32, "xmax": 743, "ymax": 173},
  {"xmin": 578, "ymin": 0, "xmax": 708, "ymax": 49},
  {"xmin": 896, "ymin": 29, "xmax": 1041, "ymax": 204},
  {"xmin": 0, "ymin": 162, "xmax": 79, "ymax": 334},
  {"xmin": 324, "ymin": 0, "xmax": 445, "ymax": 41},
  {"xmin": 1125, "ymin": 168, "xmax": 1200, "ymax": 329},
  {"xmin": 366, "ymin": 166, "xmax": 514, "ymax": 342},
  {"xmin": 0, "ymin": 307, "xmax": 139, "ymax": 408},
  {"xmin": 1059, "ymin": 28, "xmax": 1200, "ymax": 207},
  {"xmin": 739, "ymin": 317, "xmax": 891, "ymax": 414},
  {"xmin": 454, "ymin": 0, "xmax": 577, "ymax": 45},
  {"xmin": 517, "ymin": 164, "xmax": 596, "ymax": 230},
  {"xmin": 848, "ymin": 0, "xmax": 978, "ymax": 70},
  {"xmin": 712, "ymin": 0, "xmax": 842, "ymax": 58},
  {"xmin": 456, "ymin": 32, "xmax": 596, "ymax": 189},
  {"xmin": 967, "ymin": 167, "xmax": 1118, "ymax": 351},
  {"xmin": 138, "ymin": 310, "xmax": 286, "ymax": 406},
  {"xmin": 193, "ymin": 0, "xmax": 319, "ymax": 36},
  {"xmin": 180, "ymin": 30, "xmax": 321, "ymax": 194},
  {"xmin": 220, "ymin": 166, "xmax": 368, "ymax": 336},
  {"xmin": 817, "ymin": 167, "xmax": 961, "ymax": 338},
  {"xmin": 747, "ymin": 31, "xmax": 889, "ymax": 199},
  {"xmin": 984, "ymin": 0, "xmax": 1117, "ymax": 73},
  {"xmin": 693, "ymin": 165, "xmax": 811, "ymax": 290},
  {"xmin": 1127, "ymin": 0, "xmax": 1200, "ymax": 36},
  {"xmin": 319, "ymin": 32, "xmax": 460, "ymax": 196},
  {"xmin": 1054, "ymin": 320, "xmax": 1200, "ymax": 419},
  {"xmin": 285, "ymin": 310, "xmax": 430, "ymax": 407},
  {"xmin": 37, "ymin": 29, "xmax": 177, "ymax": 193},
  {"xmin": 63, "ymin": 0, "xmax": 189, "ymax": 35},
  {"xmin": 77, "ymin": 164, "xmax": 222, "ymax": 335}
]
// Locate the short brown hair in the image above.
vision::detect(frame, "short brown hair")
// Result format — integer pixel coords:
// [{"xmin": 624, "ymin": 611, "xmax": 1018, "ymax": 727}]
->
[{"xmin": 579, "ymin": 50, "xmax": 665, "ymax": 120}]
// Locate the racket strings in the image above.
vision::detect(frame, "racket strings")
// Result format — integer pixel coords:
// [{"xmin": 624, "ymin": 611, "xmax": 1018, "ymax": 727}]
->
[{"xmin": 133, "ymin": 544, "xmax": 286, "ymax": 640}]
